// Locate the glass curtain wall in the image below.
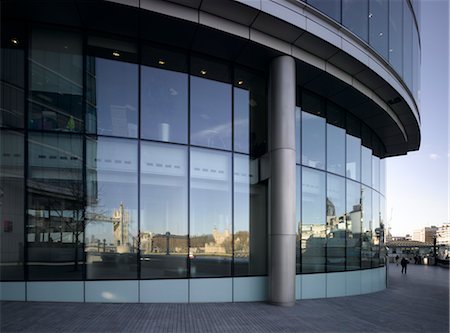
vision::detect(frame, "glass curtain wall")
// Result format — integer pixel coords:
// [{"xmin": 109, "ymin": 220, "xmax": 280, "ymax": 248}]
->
[
  {"xmin": 307, "ymin": 0, "xmax": 420, "ymax": 102},
  {"xmin": 296, "ymin": 89, "xmax": 386, "ymax": 274}
]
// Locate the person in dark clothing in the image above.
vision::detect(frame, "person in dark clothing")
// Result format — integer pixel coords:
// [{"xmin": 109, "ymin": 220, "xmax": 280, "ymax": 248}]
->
[{"xmin": 401, "ymin": 257, "xmax": 409, "ymax": 274}]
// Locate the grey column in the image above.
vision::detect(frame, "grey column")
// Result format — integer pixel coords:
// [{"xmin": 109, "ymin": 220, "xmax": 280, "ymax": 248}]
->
[{"xmin": 268, "ymin": 55, "xmax": 296, "ymax": 306}]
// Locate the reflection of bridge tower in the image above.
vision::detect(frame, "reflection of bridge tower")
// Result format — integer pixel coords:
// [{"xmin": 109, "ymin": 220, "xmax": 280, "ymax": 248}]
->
[{"xmin": 113, "ymin": 202, "xmax": 130, "ymax": 253}]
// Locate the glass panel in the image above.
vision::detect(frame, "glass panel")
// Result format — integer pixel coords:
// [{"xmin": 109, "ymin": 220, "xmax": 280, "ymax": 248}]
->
[
  {"xmin": 342, "ymin": 0, "xmax": 369, "ymax": 42},
  {"xmin": 412, "ymin": 27, "xmax": 420, "ymax": 101},
  {"xmin": 346, "ymin": 180, "xmax": 361, "ymax": 270},
  {"xmin": 301, "ymin": 167, "xmax": 326, "ymax": 273},
  {"xmin": 190, "ymin": 57, "xmax": 231, "ymax": 150},
  {"xmin": 29, "ymin": 28, "xmax": 83, "ymax": 132},
  {"xmin": 361, "ymin": 185, "xmax": 372, "ymax": 268},
  {"xmin": 141, "ymin": 46, "xmax": 188, "ymax": 144},
  {"xmin": 389, "ymin": 0, "xmax": 403, "ymax": 76},
  {"xmin": 326, "ymin": 174, "xmax": 346, "ymax": 272},
  {"xmin": 327, "ymin": 124, "xmax": 345, "ymax": 176},
  {"xmin": 1, "ymin": 23, "xmax": 25, "ymax": 128},
  {"xmin": 85, "ymin": 137, "xmax": 138, "ymax": 279},
  {"xmin": 372, "ymin": 190, "xmax": 380, "ymax": 267},
  {"xmin": 86, "ymin": 57, "xmax": 138, "ymax": 138},
  {"xmin": 296, "ymin": 166, "xmax": 301, "ymax": 274},
  {"xmin": 369, "ymin": 0, "xmax": 389, "ymax": 59},
  {"xmin": 307, "ymin": 0, "xmax": 341, "ymax": 22},
  {"xmin": 346, "ymin": 134, "xmax": 361, "ymax": 181},
  {"xmin": 27, "ymin": 133, "xmax": 83, "ymax": 280},
  {"xmin": 140, "ymin": 142, "xmax": 188, "ymax": 279},
  {"xmin": 302, "ymin": 112, "xmax": 325, "ymax": 170},
  {"xmin": 380, "ymin": 158, "xmax": 386, "ymax": 195},
  {"xmin": 403, "ymin": 1, "xmax": 413, "ymax": 90},
  {"xmin": 234, "ymin": 68, "xmax": 267, "ymax": 156},
  {"xmin": 0, "ymin": 130, "xmax": 24, "ymax": 280},
  {"xmin": 233, "ymin": 154, "xmax": 267, "ymax": 276},
  {"xmin": 361, "ymin": 146, "xmax": 372, "ymax": 186},
  {"xmin": 379, "ymin": 194, "xmax": 386, "ymax": 266},
  {"xmin": 295, "ymin": 107, "xmax": 301, "ymax": 164},
  {"xmin": 190, "ymin": 148, "xmax": 232, "ymax": 277},
  {"xmin": 372, "ymin": 155, "xmax": 380, "ymax": 192}
]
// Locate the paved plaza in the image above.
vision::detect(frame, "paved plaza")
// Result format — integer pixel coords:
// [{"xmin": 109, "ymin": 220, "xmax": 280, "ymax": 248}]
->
[{"xmin": 1, "ymin": 264, "xmax": 448, "ymax": 332}]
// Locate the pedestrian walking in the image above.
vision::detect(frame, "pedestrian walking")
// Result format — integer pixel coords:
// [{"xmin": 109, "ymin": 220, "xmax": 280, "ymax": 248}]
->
[{"xmin": 401, "ymin": 257, "xmax": 409, "ymax": 274}]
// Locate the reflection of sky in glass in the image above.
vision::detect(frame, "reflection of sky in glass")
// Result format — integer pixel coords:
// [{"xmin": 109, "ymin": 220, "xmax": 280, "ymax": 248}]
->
[
  {"xmin": 86, "ymin": 137, "xmax": 138, "ymax": 244},
  {"xmin": 140, "ymin": 142, "xmax": 187, "ymax": 236},
  {"xmin": 346, "ymin": 134, "xmax": 361, "ymax": 181},
  {"xmin": 234, "ymin": 154, "xmax": 249, "ymax": 233},
  {"xmin": 327, "ymin": 124, "xmax": 345, "ymax": 176},
  {"xmin": 361, "ymin": 146, "xmax": 372, "ymax": 186},
  {"xmin": 302, "ymin": 167, "xmax": 325, "ymax": 227},
  {"xmin": 190, "ymin": 76, "xmax": 231, "ymax": 150},
  {"xmin": 302, "ymin": 112, "xmax": 325, "ymax": 169},
  {"xmin": 141, "ymin": 66, "xmax": 188, "ymax": 143},
  {"xmin": 190, "ymin": 148, "xmax": 231, "ymax": 236},
  {"xmin": 234, "ymin": 88, "xmax": 250, "ymax": 154},
  {"xmin": 93, "ymin": 58, "xmax": 138, "ymax": 137}
]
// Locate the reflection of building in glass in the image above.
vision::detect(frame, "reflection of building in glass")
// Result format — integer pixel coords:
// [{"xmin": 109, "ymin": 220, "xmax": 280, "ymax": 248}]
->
[{"xmin": 1, "ymin": 0, "xmax": 420, "ymax": 305}]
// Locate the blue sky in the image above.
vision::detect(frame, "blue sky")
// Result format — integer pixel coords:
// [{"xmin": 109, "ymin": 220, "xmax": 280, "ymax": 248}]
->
[{"xmin": 387, "ymin": 0, "xmax": 449, "ymax": 236}]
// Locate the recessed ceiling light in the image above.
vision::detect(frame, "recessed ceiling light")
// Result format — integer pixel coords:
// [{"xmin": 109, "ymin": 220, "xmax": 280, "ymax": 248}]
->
[
  {"xmin": 10, "ymin": 38, "xmax": 19, "ymax": 45},
  {"xmin": 200, "ymin": 70, "xmax": 207, "ymax": 75},
  {"xmin": 368, "ymin": 13, "xmax": 373, "ymax": 18},
  {"xmin": 379, "ymin": 32, "xmax": 384, "ymax": 37},
  {"xmin": 112, "ymin": 51, "xmax": 120, "ymax": 57},
  {"xmin": 158, "ymin": 60, "xmax": 166, "ymax": 65},
  {"xmin": 238, "ymin": 80, "xmax": 244, "ymax": 85}
]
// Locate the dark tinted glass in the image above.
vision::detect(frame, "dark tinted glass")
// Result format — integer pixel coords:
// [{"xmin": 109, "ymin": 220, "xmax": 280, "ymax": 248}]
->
[
  {"xmin": 342, "ymin": 0, "xmax": 369, "ymax": 42},
  {"xmin": 307, "ymin": 0, "xmax": 341, "ymax": 22},
  {"xmin": 302, "ymin": 112, "xmax": 325, "ymax": 170},
  {"xmin": 234, "ymin": 68, "xmax": 267, "ymax": 156},
  {"xmin": 190, "ymin": 57, "xmax": 231, "ymax": 150},
  {"xmin": 403, "ymin": 1, "xmax": 413, "ymax": 90},
  {"xmin": 369, "ymin": 0, "xmax": 389, "ymax": 59},
  {"xmin": 0, "ymin": 130, "xmax": 24, "ymax": 280},
  {"xmin": 346, "ymin": 180, "xmax": 361, "ymax": 270},
  {"xmin": 361, "ymin": 185, "xmax": 372, "ymax": 268},
  {"xmin": 1, "ymin": 23, "xmax": 25, "ymax": 128},
  {"xmin": 327, "ymin": 174, "xmax": 346, "ymax": 272},
  {"xmin": 85, "ymin": 137, "xmax": 138, "ymax": 279},
  {"xmin": 86, "ymin": 36, "xmax": 138, "ymax": 137},
  {"xmin": 141, "ymin": 46, "xmax": 188, "ymax": 144},
  {"xmin": 27, "ymin": 132, "xmax": 84, "ymax": 280},
  {"xmin": 233, "ymin": 154, "xmax": 267, "ymax": 276},
  {"xmin": 29, "ymin": 28, "xmax": 83, "ymax": 132},
  {"xmin": 190, "ymin": 148, "xmax": 232, "ymax": 277},
  {"xmin": 301, "ymin": 167, "xmax": 326, "ymax": 273},
  {"xmin": 140, "ymin": 142, "xmax": 188, "ymax": 278},
  {"xmin": 389, "ymin": 0, "xmax": 403, "ymax": 76},
  {"xmin": 327, "ymin": 124, "xmax": 345, "ymax": 176}
]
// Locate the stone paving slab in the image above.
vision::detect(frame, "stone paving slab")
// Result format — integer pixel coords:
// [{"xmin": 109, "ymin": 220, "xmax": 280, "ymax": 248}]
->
[{"xmin": 1, "ymin": 264, "xmax": 448, "ymax": 332}]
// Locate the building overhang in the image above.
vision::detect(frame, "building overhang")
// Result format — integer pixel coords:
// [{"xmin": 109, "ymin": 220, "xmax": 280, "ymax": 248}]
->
[{"xmin": 2, "ymin": 0, "xmax": 421, "ymax": 157}]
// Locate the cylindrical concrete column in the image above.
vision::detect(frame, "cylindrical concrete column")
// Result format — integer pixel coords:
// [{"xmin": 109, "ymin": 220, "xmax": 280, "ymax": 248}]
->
[{"xmin": 268, "ymin": 55, "xmax": 296, "ymax": 306}]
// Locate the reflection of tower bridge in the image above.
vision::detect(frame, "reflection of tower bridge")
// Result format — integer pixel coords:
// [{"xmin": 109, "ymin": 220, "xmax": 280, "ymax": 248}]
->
[{"xmin": 87, "ymin": 202, "xmax": 134, "ymax": 253}]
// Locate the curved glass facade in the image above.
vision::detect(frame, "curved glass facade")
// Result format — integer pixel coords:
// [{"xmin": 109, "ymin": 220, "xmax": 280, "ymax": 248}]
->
[
  {"xmin": 1, "ymin": 25, "xmax": 386, "ymax": 284},
  {"xmin": 306, "ymin": 0, "xmax": 420, "ymax": 102},
  {"xmin": 295, "ymin": 90, "xmax": 387, "ymax": 274}
]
